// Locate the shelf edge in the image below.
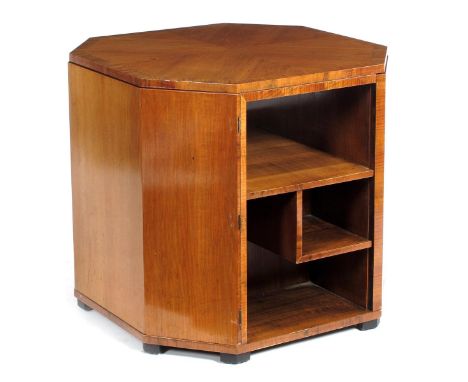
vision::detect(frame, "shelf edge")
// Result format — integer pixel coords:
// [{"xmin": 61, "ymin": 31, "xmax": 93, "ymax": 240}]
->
[{"xmin": 247, "ymin": 169, "xmax": 374, "ymax": 200}]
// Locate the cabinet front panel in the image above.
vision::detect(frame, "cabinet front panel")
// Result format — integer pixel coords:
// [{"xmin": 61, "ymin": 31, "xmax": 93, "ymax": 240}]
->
[{"xmin": 141, "ymin": 90, "xmax": 241, "ymax": 345}]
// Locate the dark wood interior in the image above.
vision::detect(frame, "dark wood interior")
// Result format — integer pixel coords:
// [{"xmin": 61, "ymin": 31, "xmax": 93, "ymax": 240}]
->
[
  {"xmin": 248, "ymin": 180, "xmax": 372, "ymax": 264},
  {"xmin": 246, "ymin": 85, "xmax": 375, "ymax": 342},
  {"xmin": 247, "ymin": 85, "xmax": 373, "ymax": 167},
  {"xmin": 309, "ymin": 250, "xmax": 370, "ymax": 308},
  {"xmin": 247, "ymin": 127, "xmax": 373, "ymax": 200},
  {"xmin": 247, "ymin": 242, "xmax": 309, "ymax": 297},
  {"xmin": 304, "ymin": 180, "xmax": 370, "ymax": 238},
  {"xmin": 248, "ymin": 282, "xmax": 367, "ymax": 343},
  {"xmin": 301, "ymin": 214, "xmax": 371, "ymax": 262},
  {"xmin": 247, "ymin": 193, "xmax": 299, "ymax": 263}
]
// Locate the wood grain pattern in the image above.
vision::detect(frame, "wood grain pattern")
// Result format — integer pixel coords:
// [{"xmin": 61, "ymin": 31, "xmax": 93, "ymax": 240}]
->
[
  {"xmin": 69, "ymin": 64, "xmax": 145, "ymax": 332},
  {"xmin": 304, "ymin": 179, "xmax": 371, "ymax": 239},
  {"xmin": 239, "ymin": 96, "xmax": 248, "ymax": 343},
  {"xmin": 301, "ymin": 215, "xmax": 371, "ymax": 262},
  {"xmin": 371, "ymin": 74, "xmax": 386, "ymax": 310},
  {"xmin": 247, "ymin": 242, "xmax": 310, "ymax": 297},
  {"xmin": 70, "ymin": 24, "xmax": 387, "ymax": 93},
  {"xmin": 247, "ymin": 189, "xmax": 370, "ymax": 264},
  {"xmin": 248, "ymin": 84, "xmax": 374, "ymax": 167},
  {"xmin": 242, "ymin": 75, "xmax": 376, "ymax": 102},
  {"xmin": 245, "ymin": 309, "xmax": 381, "ymax": 352},
  {"xmin": 247, "ymin": 128, "xmax": 373, "ymax": 199},
  {"xmin": 301, "ymin": 177, "xmax": 371, "ymax": 264},
  {"xmin": 76, "ymin": 288, "xmax": 379, "ymax": 354},
  {"xmin": 248, "ymin": 282, "xmax": 373, "ymax": 344},
  {"xmin": 140, "ymin": 88, "xmax": 242, "ymax": 345},
  {"xmin": 69, "ymin": 26, "xmax": 387, "ymax": 356},
  {"xmin": 308, "ymin": 250, "xmax": 370, "ymax": 307},
  {"xmin": 75, "ymin": 290, "xmax": 241, "ymax": 354},
  {"xmin": 247, "ymin": 193, "xmax": 299, "ymax": 263}
]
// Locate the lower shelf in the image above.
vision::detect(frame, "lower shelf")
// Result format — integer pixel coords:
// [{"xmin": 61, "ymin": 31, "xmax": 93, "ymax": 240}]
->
[{"xmin": 248, "ymin": 282, "xmax": 368, "ymax": 344}]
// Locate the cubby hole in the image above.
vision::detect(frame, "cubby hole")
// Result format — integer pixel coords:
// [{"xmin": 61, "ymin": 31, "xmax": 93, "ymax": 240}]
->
[
  {"xmin": 245, "ymin": 85, "xmax": 375, "ymax": 344},
  {"xmin": 247, "ymin": 179, "xmax": 371, "ymax": 264},
  {"xmin": 247, "ymin": 181, "xmax": 373, "ymax": 343},
  {"xmin": 247, "ymin": 243, "xmax": 370, "ymax": 343},
  {"xmin": 301, "ymin": 179, "xmax": 371, "ymax": 262},
  {"xmin": 247, "ymin": 84, "xmax": 374, "ymax": 200}
]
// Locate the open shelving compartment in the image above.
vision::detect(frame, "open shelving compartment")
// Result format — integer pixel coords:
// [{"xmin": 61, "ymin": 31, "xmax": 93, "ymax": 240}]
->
[{"xmin": 246, "ymin": 84, "xmax": 377, "ymax": 347}]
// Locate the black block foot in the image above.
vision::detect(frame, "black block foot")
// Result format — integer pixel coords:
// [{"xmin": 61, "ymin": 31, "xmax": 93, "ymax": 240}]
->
[
  {"xmin": 143, "ymin": 343, "xmax": 167, "ymax": 354},
  {"xmin": 357, "ymin": 319, "xmax": 380, "ymax": 331},
  {"xmin": 220, "ymin": 352, "xmax": 250, "ymax": 364},
  {"xmin": 77, "ymin": 300, "xmax": 92, "ymax": 311}
]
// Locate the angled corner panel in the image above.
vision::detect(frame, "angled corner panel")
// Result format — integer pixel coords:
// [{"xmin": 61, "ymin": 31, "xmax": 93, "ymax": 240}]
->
[
  {"xmin": 140, "ymin": 89, "xmax": 242, "ymax": 345},
  {"xmin": 69, "ymin": 64, "xmax": 145, "ymax": 331}
]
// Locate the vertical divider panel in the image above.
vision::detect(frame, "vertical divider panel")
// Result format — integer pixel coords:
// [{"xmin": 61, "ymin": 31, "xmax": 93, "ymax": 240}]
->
[
  {"xmin": 296, "ymin": 191, "xmax": 303, "ymax": 263},
  {"xmin": 240, "ymin": 96, "xmax": 248, "ymax": 344},
  {"xmin": 371, "ymin": 74, "xmax": 386, "ymax": 311},
  {"xmin": 247, "ymin": 192, "xmax": 300, "ymax": 263}
]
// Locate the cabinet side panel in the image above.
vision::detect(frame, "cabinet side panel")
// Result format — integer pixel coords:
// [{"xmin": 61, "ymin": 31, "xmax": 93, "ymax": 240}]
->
[
  {"xmin": 141, "ymin": 90, "xmax": 241, "ymax": 345},
  {"xmin": 371, "ymin": 74, "xmax": 386, "ymax": 311},
  {"xmin": 69, "ymin": 64, "xmax": 144, "ymax": 331}
]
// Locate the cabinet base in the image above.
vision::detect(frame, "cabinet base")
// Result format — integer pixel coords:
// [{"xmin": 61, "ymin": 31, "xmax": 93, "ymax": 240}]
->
[
  {"xmin": 143, "ymin": 344, "xmax": 250, "ymax": 363},
  {"xmin": 143, "ymin": 343, "xmax": 168, "ymax": 354},
  {"xmin": 77, "ymin": 299, "xmax": 93, "ymax": 311},
  {"xmin": 220, "ymin": 352, "xmax": 250, "ymax": 364},
  {"xmin": 356, "ymin": 319, "xmax": 380, "ymax": 331},
  {"xmin": 75, "ymin": 290, "xmax": 381, "ymax": 359}
]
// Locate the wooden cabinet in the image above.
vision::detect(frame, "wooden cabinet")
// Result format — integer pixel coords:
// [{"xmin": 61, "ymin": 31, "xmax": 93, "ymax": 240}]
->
[{"xmin": 69, "ymin": 23, "xmax": 387, "ymax": 363}]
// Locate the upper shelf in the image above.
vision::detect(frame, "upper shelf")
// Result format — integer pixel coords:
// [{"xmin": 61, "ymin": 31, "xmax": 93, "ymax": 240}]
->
[{"xmin": 247, "ymin": 128, "xmax": 374, "ymax": 200}]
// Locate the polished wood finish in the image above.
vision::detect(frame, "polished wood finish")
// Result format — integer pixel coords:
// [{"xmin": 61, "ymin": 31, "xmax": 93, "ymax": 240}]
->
[
  {"xmin": 140, "ymin": 88, "xmax": 242, "ymax": 345},
  {"xmin": 371, "ymin": 74, "xmax": 386, "ymax": 310},
  {"xmin": 309, "ymin": 250, "xmax": 370, "ymax": 307},
  {"xmin": 75, "ymin": 290, "xmax": 241, "ymax": 354},
  {"xmin": 70, "ymin": 24, "xmax": 386, "ymax": 93},
  {"xmin": 70, "ymin": 25, "xmax": 386, "ymax": 359},
  {"xmin": 239, "ymin": 97, "xmax": 248, "ymax": 343},
  {"xmin": 305, "ymin": 179, "xmax": 371, "ymax": 238},
  {"xmin": 76, "ymin": 288, "xmax": 379, "ymax": 354},
  {"xmin": 248, "ymin": 177, "xmax": 372, "ymax": 264},
  {"xmin": 247, "ymin": 193, "xmax": 299, "ymax": 262},
  {"xmin": 301, "ymin": 215, "xmax": 371, "ymax": 262},
  {"xmin": 242, "ymin": 75, "xmax": 377, "ymax": 102},
  {"xmin": 247, "ymin": 242, "xmax": 310, "ymax": 297},
  {"xmin": 69, "ymin": 64, "xmax": 145, "ymax": 332},
  {"xmin": 302, "ymin": 179, "xmax": 372, "ymax": 263},
  {"xmin": 70, "ymin": 63, "xmax": 243, "ymax": 347},
  {"xmin": 247, "ymin": 188, "xmax": 371, "ymax": 264},
  {"xmin": 247, "ymin": 84, "xmax": 374, "ymax": 167},
  {"xmin": 247, "ymin": 128, "xmax": 373, "ymax": 199},
  {"xmin": 248, "ymin": 282, "xmax": 369, "ymax": 343}
]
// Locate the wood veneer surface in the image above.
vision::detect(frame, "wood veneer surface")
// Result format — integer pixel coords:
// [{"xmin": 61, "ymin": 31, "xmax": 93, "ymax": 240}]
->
[
  {"xmin": 69, "ymin": 64, "xmax": 145, "ymax": 331},
  {"xmin": 70, "ymin": 23, "xmax": 387, "ymax": 92},
  {"xmin": 140, "ymin": 88, "xmax": 242, "ymax": 344},
  {"xmin": 301, "ymin": 215, "xmax": 371, "ymax": 262},
  {"xmin": 248, "ymin": 282, "xmax": 368, "ymax": 343},
  {"xmin": 247, "ymin": 128, "xmax": 373, "ymax": 199}
]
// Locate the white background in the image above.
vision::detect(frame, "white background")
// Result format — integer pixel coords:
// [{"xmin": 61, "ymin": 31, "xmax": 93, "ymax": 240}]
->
[{"xmin": 1, "ymin": 0, "xmax": 467, "ymax": 380}]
